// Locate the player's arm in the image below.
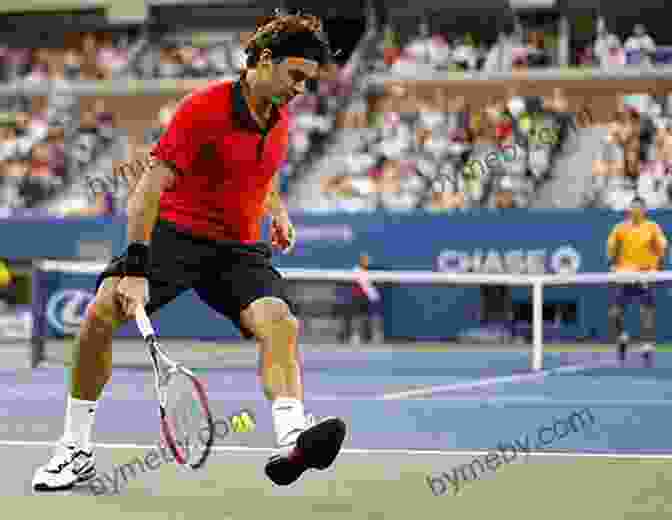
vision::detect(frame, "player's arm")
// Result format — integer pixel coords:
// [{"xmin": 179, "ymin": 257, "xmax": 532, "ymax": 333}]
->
[
  {"xmin": 265, "ymin": 171, "xmax": 288, "ymax": 218},
  {"xmin": 607, "ymin": 225, "xmax": 621, "ymax": 269},
  {"xmin": 126, "ymin": 89, "xmax": 214, "ymax": 246},
  {"xmin": 126, "ymin": 157, "xmax": 177, "ymax": 244},
  {"xmin": 267, "ymin": 171, "xmax": 296, "ymax": 252},
  {"xmin": 651, "ymin": 223, "xmax": 668, "ymax": 259}
]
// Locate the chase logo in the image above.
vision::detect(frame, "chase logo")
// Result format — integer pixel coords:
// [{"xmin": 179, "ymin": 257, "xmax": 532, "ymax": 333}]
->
[{"xmin": 46, "ymin": 289, "xmax": 95, "ymax": 335}]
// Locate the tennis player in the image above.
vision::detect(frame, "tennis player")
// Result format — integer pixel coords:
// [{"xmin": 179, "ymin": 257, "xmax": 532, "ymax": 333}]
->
[
  {"xmin": 607, "ymin": 196, "xmax": 667, "ymax": 365},
  {"xmin": 33, "ymin": 10, "xmax": 346, "ymax": 491}
]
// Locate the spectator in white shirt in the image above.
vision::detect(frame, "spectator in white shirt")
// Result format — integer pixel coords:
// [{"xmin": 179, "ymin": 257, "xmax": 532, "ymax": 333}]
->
[
  {"xmin": 624, "ymin": 24, "xmax": 656, "ymax": 65},
  {"xmin": 594, "ymin": 19, "xmax": 625, "ymax": 68}
]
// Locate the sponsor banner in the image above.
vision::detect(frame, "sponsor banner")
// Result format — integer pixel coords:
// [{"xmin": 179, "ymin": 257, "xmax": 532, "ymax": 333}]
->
[{"xmin": 13, "ymin": 210, "xmax": 672, "ymax": 341}]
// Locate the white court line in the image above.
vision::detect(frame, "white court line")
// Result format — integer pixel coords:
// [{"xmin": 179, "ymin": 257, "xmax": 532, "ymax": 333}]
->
[
  {"xmin": 0, "ymin": 438, "xmax": 671, "ymax": 459},
  {"xmin": 379, "ymin": 359, "xmax": 619, "ymax": 400}
]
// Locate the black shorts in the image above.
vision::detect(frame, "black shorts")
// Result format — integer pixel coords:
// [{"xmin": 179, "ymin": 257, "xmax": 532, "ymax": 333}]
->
[
  {"xmin": 608, "ymin": 282, "xmax": 656, "ymax": 307},
  {"xmin": 96, "ymin": 219, "xmax": 292, "ymax": 338}
]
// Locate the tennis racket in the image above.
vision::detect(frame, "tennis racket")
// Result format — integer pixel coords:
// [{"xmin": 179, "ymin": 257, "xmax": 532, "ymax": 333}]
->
[{"xmin": 135, "ymin": 305, "xmax": 215, "ymax": 470}]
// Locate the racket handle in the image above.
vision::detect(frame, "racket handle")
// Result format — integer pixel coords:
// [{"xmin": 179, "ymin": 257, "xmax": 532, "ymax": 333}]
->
[{"xmin": 135, "ymin": 305, "xmax": 155, "ymax": 340}]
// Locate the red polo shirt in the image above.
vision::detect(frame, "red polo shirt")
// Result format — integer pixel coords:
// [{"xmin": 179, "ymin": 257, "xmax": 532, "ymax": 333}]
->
[{"xmin": 151, "ymin": 79, "xmax": 289, "ymax": 243}]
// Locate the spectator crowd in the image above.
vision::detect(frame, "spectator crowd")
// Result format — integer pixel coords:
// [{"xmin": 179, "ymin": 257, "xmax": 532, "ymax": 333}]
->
[
  {"xmin": 0, "ymin": 17, "xmax": 671, "ymax": 216},
  {"xmin": 319, "ymin": 85, "xmax": 586, "ymax": 212}
]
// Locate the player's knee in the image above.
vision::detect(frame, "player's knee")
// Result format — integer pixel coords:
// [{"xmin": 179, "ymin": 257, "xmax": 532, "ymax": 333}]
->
[{"xmin": 249, "ymin": 297, "xmax": 298, "ymax": 336}]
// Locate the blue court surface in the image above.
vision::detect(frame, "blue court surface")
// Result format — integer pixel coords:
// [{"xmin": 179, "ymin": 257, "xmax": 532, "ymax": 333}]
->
[{"xmin": 3, "ymin": 343, "xmax": 672, "ymax": 518}]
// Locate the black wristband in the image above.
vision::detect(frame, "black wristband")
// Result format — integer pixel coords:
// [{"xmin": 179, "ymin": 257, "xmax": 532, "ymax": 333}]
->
[{"xmin": 124, "ymin": 242, "xmax": 150, "ymax": 277}]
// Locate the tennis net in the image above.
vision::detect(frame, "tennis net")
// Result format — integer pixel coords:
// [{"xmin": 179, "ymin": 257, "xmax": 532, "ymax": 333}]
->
[{"xmin": 28, "ymin": 259, "xmax": 672, "ymax": 371}]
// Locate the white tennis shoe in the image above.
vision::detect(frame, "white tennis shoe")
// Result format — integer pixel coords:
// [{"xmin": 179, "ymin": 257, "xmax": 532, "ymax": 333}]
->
[{"xmin": 32, "ymin": 442, "xmax": 96, "ymax": 492}]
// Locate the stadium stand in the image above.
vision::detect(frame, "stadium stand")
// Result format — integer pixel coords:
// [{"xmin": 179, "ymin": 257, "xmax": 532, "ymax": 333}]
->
[{"xmin": 0, "ymin": 5, "xmax": 672, "ymax": 216}]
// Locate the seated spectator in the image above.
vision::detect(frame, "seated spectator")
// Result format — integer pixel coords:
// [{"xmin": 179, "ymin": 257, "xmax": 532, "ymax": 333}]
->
[
  {"xmin": 598, "ymin": 115, "xmax": 629, "ymax": 177},
  {"xmin": 0, "ymin": 122, "xmax": 18, "ymax": 162},
  {"xmin": 96, "ymin": 32, "xmax": 130, "ymax": 79},
  {"xmin": 483, "ymin": 27, "xmax": 519, "ymax": 73},
  {"xmin": 155, "ymin": 43, "xmax": 185, "ymax": 78},
  {"xmin": 593, "ymin": 19, "xmax": 624, "ymax": 68},
  {"xmin": 600, "ymin": 34, "xmax": 626, "ymax": 68},
  {"xmin": 200, "ymin": 43, "xmax": 227, "ymax": 76},
  {"xmin": 0, "ymin": 48, "xmax": 31, "ymax": 82},
  {"xmin": 63, "ymin": 47, "xmax": 84, "ymax": 80},
  {"xmin": 451, "ymin": 34, "xmax": 480, "ymax": 71},
  {"xmin": 320, "ymin": 174, "xmax": 378, "ymax": 213},
  {"xmin": 45, "ymin": 126, "xmax": 68, "ymax": 179},
  {"xmin": 655, "ymin": 119, "xmax": 672, "ymax": 166},
  {"xmin": 526, "ymin": 31, "xmax": 552, "ymax": 68},
  {"xmin": 380, "ymin": 25, "xmax": 402, "ymax": 70},
  {"xmin": 20, "ymin": 142, "xmax": 63, "ymax": 207},
  {"xmin": 624, "ymin": 24, "xmax": 656, "ymax": 66},
  {"xmin": 71, "ymin": 109, "xmax": 104, "ymax": 169},
  {"xmin": 25, "ymin": 48, "xmax": 51, "ymax": 83},
  {"xmin": 0, "ymin": 93, "xmax": 31, "ymax": 115},
  {"xmin": 228, "ymin": 32, "xmax": 251, "ymax": 73},
  {"xmin": 13, "ymin": 111, "xmax": 48, "ymax": 158},
  {"xmin": 425, "ymin": 189, "xmax": 465, "ymax": 213},
  {"xmin": 0, "ymin": 157, "xmax": 28, "ymax": 208},
  {"xmin": 377, "ymin": 158, "xmax": 423, "ymax": 212},
  {"xmin": 402, "ymin": 21, "xmax": 451, "ymax": 69},
  {"xmin": 637, "ymin": 160, "xmax": 669, "ymax": 208},
  {"xmin": 490, "ymin": 177, "xmax": 521, "ymax": 209},
  {"xmin": 176, "ymin": 45, "xmax": 211, "ymax": 78}
]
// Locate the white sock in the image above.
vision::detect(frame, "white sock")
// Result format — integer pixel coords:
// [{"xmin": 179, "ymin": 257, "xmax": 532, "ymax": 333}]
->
[
  {"xmin": 272, "ymin": 398, "xmax": 306, "ymax": 447},
  {"xmin": 63, "ymin": 395, "xmax": 98, "ymax": 452}
]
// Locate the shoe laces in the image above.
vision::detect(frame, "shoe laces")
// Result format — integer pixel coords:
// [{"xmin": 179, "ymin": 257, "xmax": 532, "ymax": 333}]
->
[{"xmin": 45, "ymin": 443, "xmax": 79, "ymax": 471}]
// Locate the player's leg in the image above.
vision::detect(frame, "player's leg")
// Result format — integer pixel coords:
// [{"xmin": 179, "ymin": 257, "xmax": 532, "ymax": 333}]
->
[
  {"xmin": 639, "ymin": 287, "xmax": 656, "ymax": 367},
  {"xmin": 34, "ymin": 221, "xmax": 193, "ymax": 492},
  {"xmin": 195, "ymin": 249, "xmax": 345, "ymax": 486},
  {"xmin": 33, "ymin": 273, "xmax": 128, "ymax": 491},
  {"xmin": 240, "ymin": 296, "xmax": 345, "ymax": 486},
  {"xmin": 608, "ymin": 285, "xmax": 628, "ymax": 362}
]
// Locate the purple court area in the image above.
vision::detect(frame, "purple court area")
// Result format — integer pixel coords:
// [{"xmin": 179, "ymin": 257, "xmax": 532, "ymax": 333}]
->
[{"xmin": 2, "ymin": 349, "xmax": 672, "ymax": 454}]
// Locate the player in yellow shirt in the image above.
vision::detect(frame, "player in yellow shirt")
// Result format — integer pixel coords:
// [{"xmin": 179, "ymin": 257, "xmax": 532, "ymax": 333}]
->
[{"xmin": 607, "ymin": 197, "xmax": 667, "ymax": 365}]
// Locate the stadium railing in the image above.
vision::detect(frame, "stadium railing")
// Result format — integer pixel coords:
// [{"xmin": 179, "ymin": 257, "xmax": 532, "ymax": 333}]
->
[{"xmin": 29, "ymin": 259, "xmax": 672, "ymax": 372}]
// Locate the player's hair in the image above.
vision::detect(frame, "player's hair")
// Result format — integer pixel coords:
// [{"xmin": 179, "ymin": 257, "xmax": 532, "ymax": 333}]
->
[{"xmin": 243, "ymin": 8, "xmax": 335, "ymax": 68}]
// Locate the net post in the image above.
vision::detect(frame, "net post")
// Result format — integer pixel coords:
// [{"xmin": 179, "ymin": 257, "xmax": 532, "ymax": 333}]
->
[
  {"xmin": 532, "ymin": 278, "xmax": 543, "ymax": 371},
  {"xmin": 30, "ymin": 261, "xmax": 45, "ymax": 369}
]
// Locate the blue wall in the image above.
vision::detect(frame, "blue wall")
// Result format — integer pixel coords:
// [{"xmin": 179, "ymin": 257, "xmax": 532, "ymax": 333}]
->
[{"xmin": 12, "ymin": 210, "xmax": 672, "ymax": 342}]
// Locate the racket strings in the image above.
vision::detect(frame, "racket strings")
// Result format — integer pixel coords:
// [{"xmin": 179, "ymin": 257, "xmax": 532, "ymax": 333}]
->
[{"xmin": 163, "ymin": 373, "xmax": 212, "ymax": 466}]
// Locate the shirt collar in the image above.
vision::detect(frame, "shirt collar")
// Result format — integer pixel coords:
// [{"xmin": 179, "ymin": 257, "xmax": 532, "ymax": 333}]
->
[{"xmin": 232, "ymin": 79, "xmax": 284, "ymax": 134}]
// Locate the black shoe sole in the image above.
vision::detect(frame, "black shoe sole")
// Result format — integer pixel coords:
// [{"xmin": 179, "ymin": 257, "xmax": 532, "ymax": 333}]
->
[
  {"xmin": 265, "ymin": 418, "xmax": 346, "ymax": 486},
  {"xmin": 297, "ymin": 417, "xmax": 346, "ymax": 470}
]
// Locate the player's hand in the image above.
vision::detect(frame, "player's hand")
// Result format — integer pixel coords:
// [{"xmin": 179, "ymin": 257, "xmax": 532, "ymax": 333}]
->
[
  {"xmin": 114, "ymin": 152, "xmax": 158, "ymax": 196},
  {"xmin": 116, "ymin": 276, "xmax": 150, "ymax": 318},
  {"xmin": 270, "ymin": 211, "xmax": 296, "ymax": 254}
]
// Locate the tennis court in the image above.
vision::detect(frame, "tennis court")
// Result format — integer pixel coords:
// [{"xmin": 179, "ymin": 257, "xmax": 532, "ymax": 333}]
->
[{"xmin": 4, "ymin": 340, "xmax": 672, "ymax": 518}]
